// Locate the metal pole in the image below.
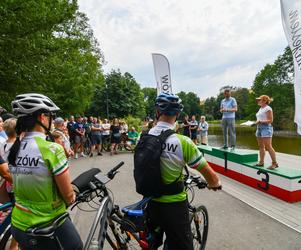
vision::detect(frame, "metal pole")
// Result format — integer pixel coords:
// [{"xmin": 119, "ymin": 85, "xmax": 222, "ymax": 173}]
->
[{"xmin": 105, "ymin": 83, "xmax": 109, "ymax": 119}]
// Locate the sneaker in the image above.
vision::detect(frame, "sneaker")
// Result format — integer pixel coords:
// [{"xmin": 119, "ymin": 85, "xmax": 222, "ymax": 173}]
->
[
  {"xmin": 230, "ymin": 146, "xmax": 235, "ymax": 151},
  {"xmin": 74, "ymin": 153, "xmax": 78, "ymax": 159},
  {"xmin": 220, "ymin": 145, "xmax": 228, "ymax": 150},
  {"xmin": 81, "ymin": 152, "xmax": 87, "ymax": 157},
  {"xmin": 97, "ymin": 152, "xmax": 102, "ymax": 156},
  {"xmin": 89, "ymin": 153, "xmax": 93, "ymax": 157}
]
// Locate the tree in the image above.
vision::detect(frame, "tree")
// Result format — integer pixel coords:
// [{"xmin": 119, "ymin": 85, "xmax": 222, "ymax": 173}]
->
[
  {"xmin": 231, "ymin": 88, "xmax": 250, "ymax": 120},
  {"xmin": 247, "ymin": 47, "xmax": 295, "ymax": 129},
  {"xmin": 88, "ymin": 70, "xmax": 146, "ymax": 119},
  {"xmin": 0, "ymin": 0, "xmax": 104, "ymax": 114},
  {"xmin": 142, "ymin": 87, "xmax": 157, "ymax": 119},
  {"xmin": 177, "ymin": 91, "xmax": 202, "ymax": 119}
]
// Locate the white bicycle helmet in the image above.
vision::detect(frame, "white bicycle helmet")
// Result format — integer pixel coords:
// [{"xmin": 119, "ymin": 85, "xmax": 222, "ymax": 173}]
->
[{"xmin": 11, "ymin": 93, "xmax": 60, "ymax": 117}]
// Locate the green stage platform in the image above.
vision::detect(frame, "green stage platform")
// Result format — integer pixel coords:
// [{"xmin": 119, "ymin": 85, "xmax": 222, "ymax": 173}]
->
[{"xmin": 197, "ymin": 145, "xmax": 301, "ymax": 202}]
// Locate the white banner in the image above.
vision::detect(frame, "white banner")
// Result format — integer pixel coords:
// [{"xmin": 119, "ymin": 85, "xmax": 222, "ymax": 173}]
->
[
  {"xmin": 152, "ymin": 53, "xmax": 172, "ymax": 95},
  {"xmin": 280, "ymin": 0, "xmax": 301, "ymax": 134}
]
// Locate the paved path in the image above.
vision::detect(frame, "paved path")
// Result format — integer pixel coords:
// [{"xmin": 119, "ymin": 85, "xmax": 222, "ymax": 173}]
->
[{"xmin": 68, "ymin": 152, "xmax": 301, "ymax": 250}]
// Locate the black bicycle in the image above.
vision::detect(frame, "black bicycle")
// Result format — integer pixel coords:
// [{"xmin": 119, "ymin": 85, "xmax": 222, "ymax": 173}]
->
[
  {"xmin": 83, "ymin": 134, "xmax": 92, "ymax": 156},
  {"xmin": 0, "ymin": 202, "xmax": 13, "ymax": 249},
  {"xmin": 21, "ymin": 162, "xmax": 213, "ymax": 250},
  {"xmin": 108, "ymin": 173, "xmax": 211, "ymax": 250}
]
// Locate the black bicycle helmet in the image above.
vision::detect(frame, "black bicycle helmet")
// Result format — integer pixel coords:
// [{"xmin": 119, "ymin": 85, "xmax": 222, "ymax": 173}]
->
[
  {"xmin": 11, "ymin": 93, "xmax": 60, "ymax": 117},
  {"xmin": 155, "ymin": 93, "xmax": 183, "ymax": 116}
]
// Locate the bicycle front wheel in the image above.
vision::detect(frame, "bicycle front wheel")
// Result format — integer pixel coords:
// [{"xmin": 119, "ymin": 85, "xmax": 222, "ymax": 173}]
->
[{"xmin": 190, "ymin": 205, "xmax": 209, "ymax": 250}]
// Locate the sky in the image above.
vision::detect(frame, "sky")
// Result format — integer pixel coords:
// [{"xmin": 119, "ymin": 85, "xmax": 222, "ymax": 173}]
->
[{"xmin": 78, "ymin": 0, "xmax": 288, "ymax": 100}]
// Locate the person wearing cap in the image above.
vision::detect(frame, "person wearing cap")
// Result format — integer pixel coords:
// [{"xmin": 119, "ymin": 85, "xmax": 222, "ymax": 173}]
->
[
  {"xmin": 220, "ymin": 89, "xmax": 237, "ymax": 150},
  {"xmin": 255, "ymin": 95, "xmax": 278, "ymax": 170},
  {"xmin": 53, "ymin": 117, "xmax": 74, "ymax": 158}
]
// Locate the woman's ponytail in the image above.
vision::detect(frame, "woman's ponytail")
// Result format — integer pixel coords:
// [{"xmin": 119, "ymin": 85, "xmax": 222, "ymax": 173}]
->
[{"xmin": 7, "ymin": 115, "xmax": 37, "ymax": 166}]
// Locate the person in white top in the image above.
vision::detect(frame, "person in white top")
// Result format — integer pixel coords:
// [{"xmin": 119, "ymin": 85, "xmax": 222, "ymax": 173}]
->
[
  {"xmin": 198, "ymin": 116, "xmax": 209, "ymax": 145},
  {"xmin": 255, "ymin": 95, "xmax": 278, "ymax": 170}
]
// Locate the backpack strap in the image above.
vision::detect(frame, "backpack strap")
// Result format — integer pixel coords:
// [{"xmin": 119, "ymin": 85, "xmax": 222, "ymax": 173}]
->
[
  {"xmin": 157, "ymin": 129, "xmax": 185, "ymax": 195},
  {"xmin": 157, "ymin": 129, "xmax": 175, "ymax": 143}
]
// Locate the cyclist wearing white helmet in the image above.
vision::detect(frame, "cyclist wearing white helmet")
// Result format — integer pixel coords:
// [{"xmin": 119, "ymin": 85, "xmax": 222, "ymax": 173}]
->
[
  {"xmin": 146, "ymin": 93, "xmax": 221, "ymax": 250},
  {"xmin": 8, "ymin": 93, "xmax": 83, "ymax": 249}
]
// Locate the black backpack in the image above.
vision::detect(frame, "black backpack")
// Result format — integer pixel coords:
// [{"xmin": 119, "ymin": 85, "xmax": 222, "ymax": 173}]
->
[{"xmin": 134, "ymin": 129, "xmax": 184, "ymax": 198}]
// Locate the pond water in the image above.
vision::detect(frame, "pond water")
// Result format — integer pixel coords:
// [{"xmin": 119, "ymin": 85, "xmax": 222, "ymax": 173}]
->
[{"xmin": 207, "ymin": 126, "xmax": 301, "ymax": 156}]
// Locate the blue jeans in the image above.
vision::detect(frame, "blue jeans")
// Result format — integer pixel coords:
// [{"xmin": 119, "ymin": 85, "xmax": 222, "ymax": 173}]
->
[{"xmin": 222, "ymin": 118, "xmax": 236, "ymax": 147}]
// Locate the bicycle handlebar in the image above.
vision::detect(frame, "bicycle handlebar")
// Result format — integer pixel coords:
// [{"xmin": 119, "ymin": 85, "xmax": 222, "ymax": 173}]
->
[
  {"xmin": 107, "ymin": 161, "xmax": 124, "ymax": 179},
  {"xmin": 186, "ymin": 175, "xmax": 222, "ymax": 191},
  {"xmin": 72, "ymin": 162, "xmax": 125, "ymax": 207}
]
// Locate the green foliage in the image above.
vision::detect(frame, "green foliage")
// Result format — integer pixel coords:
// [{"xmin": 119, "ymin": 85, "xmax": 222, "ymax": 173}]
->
[
  {"xmin": 0, "ymin": 0, "xmax": 104, "ymax": 115},
  {"xmin": 142, "ymin": 87, "xmax": 157, "ymax": 119},
  {"xmin": 88, "ymin": 70, "xmax": 146, "ymax": 119},
  {"xmin": 231, "ymin": 88, "xmax": 250, "ymax": 120},
  {"xmin": 202, "ymin": 47, "xmax": 295, "ymax": 130},
  {"xmin": 177, "ymin": 91, "xmax": 202, "ymax": 119},
  {"xmin": 124, "ymin": 115, "xmax": 142, "ymax": 132},
  {"xmin": 247, "ymin": 46, "xmax": 294, "ymax": 129}
]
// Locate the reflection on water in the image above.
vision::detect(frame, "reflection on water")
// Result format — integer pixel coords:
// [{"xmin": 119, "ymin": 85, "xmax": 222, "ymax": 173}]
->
[{"xmin": 207, "ymin": 126, "xmax": 301, "ymax": 156}]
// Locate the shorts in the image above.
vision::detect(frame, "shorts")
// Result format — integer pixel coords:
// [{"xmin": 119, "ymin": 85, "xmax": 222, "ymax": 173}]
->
[
  {"xmin": 11, "ymin": 217, "xmax": 83, "ymax": 250},
  {"xmin": 127, "ymin": 139, "xmax": 137, "ymax": 145},
  {"xmin": 75, "ymin": 135, "xmax": 86, "ymax": 144},
  {"xmin": 146, "ymin": 200, "xmax": 193, "ymax": 250},
  {"xmin": 91, "ymin": 134, "xmax": 102, "ymax": 145},
  {"xmin": 191, "ymin": 131, "xmax": 197, "ymax": 140},
  {"xmin": 256, "ymin": 125, "xmax": 273, "ymax": 138},
  {"xmin": 111, "ymin": 133, "xmax": 121, "ymax": 144}
]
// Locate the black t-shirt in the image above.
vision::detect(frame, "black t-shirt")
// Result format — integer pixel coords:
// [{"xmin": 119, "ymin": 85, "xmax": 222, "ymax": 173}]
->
[{"xmin": 110, "ymin": 125, "xmax": 120, "ymax": 134}]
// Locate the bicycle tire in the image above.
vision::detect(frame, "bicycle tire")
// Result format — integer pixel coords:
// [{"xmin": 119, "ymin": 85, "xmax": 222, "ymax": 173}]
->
[
  {"xmin": 84, "ymin": 138, "xmax": 92, "ymax": 155},
  {"xmin": 102, "ymin": 137, "xmax": 111, "ymax": 152},
  {"xmin": 190, "ymin": 205, "xmax": 209, "ymax": 250},
  {"xmin": 0, "ymin": 225, "xmax": 12, "ymax": 250},
  {"xmin": 124, "ymin": 143, "xmax": 133, "ymax": 152}
]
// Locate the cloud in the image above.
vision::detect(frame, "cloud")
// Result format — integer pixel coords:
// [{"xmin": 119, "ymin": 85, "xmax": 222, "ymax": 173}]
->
[{"xmin": 78, "ymin": 0, "xmax": 288, "ymax": 99}]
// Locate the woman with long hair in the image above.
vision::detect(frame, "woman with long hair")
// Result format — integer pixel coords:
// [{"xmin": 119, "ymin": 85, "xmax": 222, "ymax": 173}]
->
[
  {"xmin": 110, "ymin": 118, "xmax": 121, "ymax": 155},
  {"xmin": 8, "ymin": 93, "xmax": 82, "ymax": 249}
]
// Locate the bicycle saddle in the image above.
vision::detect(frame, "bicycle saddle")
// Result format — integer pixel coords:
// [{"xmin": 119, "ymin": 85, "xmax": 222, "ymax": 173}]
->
[
  {"xmin": 122, "ymin": 197, "xmax": 151, "ymax": 217},
  {"xmin": 26, "ymin": 212, "xmax": 69, "ymax": 236}
]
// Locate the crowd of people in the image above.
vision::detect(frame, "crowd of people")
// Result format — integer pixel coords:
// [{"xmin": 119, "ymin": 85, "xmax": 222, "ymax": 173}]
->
[
  {"xmin": 0, "ymin": 90, "xmax": 280, "ymax": 249},
  {"xmin": 52, "ymin": 116, "xmax": 139, "ymax": 159}
]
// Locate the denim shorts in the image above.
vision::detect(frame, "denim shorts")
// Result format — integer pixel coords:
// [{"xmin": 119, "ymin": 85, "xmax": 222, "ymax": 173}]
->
[{"xmin": 256, "ymin": 125, "xmax": 273, "ymax": 138}]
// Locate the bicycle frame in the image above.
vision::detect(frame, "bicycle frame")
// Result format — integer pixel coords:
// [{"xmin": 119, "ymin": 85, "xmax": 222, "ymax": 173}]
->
[
  {"xmin": 0, "ymin": 202, "xmax": 12, "ymax": 235},
  {"xmin": 83, "ymin": 196, "xmax": 113, "ymax": 250}
]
